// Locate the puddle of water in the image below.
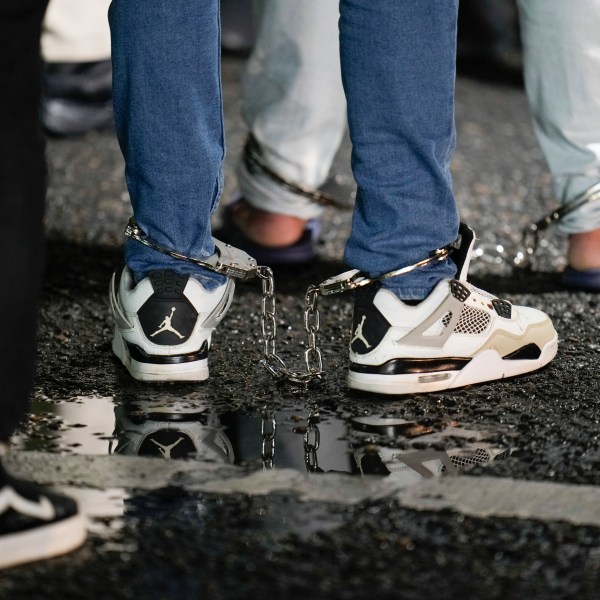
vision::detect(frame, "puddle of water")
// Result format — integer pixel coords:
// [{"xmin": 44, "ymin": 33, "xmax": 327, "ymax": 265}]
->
[
  {"xmin": 15, "ymin": 393, "xmax": 118, "ymax": 454},
  {"xmin": 13, "ymin": 390, "xmax": 511, "ymax": 478},
  {"xmin": 11, "ymin": 390, "xmax": 512, "ymax": 546}
]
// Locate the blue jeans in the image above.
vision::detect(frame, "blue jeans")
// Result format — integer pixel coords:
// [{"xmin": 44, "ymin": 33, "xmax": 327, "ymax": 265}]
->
[{"xmin": 109, "ymin": 0, "xmax": 459, "ymax": 300}]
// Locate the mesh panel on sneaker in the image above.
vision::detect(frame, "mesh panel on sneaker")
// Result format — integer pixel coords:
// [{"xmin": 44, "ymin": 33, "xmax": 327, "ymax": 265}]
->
[
  {"xmin": 441, "ymin": 311, "xmax": 453, "ymax": 328},
  {"xmin": 449, "ymin": 446, "xmax": 510, "ymax": 468},
  {"xmin": 453, "ymin": 306, "xmax": 491, "ymax": 335},
  {"xmin": 423, "ymin": 311, "xmax": 453, "ymax": 336}
]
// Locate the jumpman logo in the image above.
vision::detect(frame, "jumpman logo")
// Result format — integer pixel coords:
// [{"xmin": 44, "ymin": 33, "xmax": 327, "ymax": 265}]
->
[
  {"xmin": 351, "ymin": 315, "xmax": 371, "ymax": 349},
  {"xmin": 150, "ymin": 307, "xmax": 185, "ymax": 339},
  {"xmin": 150, "ymin": 436, "xmax": 185, "ymax": 459}
]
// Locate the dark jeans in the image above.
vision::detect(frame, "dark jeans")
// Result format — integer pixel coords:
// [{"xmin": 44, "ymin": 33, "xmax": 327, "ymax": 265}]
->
[{"xmin": 0, "ymin": 0, "xmax": 48, "ymax": 440}]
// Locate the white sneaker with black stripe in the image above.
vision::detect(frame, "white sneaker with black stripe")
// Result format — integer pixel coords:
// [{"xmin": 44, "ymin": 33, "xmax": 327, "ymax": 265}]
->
[
  {"xmin": 348, "ymin": 226, "xmax": 558, "ymax": 395},
  {"xmin": 0, "ymin": 461, "xmax": 86, "ymax": 570},
  {"xmin": 109, "ymin": 268, "xmax": 234, "ymax": 382}
]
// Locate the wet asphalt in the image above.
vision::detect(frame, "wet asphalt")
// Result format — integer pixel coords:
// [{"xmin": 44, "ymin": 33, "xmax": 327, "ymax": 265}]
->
[{"xmin": 0, "ymin": 56, "xmax": 599, "ymax": 599}]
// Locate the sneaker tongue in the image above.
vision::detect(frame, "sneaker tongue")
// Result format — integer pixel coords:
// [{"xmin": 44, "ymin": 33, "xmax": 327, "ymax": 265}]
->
[{"xmin": 452, "ymin": 223, "xmax": 476, "ymax": 281}]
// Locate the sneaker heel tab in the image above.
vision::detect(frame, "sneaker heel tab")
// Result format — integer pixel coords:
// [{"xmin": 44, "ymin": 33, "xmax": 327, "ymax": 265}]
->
[
  {"xmin": 109, "ymin": 272, "xmax": 134, "ymax": 330},
  {"xmin": 453, "ymin": 223, "xmax": 477, "ymax": 281}
]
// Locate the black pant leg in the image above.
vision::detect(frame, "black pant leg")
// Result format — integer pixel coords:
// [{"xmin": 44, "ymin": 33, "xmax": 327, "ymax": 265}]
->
[{"xmin": 0, "ymin": 0, "xmax": 49, "ymax": 440}]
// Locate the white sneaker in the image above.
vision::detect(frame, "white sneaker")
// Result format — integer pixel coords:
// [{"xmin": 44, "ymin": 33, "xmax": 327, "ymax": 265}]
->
[
  {"xmin": 0, "ymin": 461, "xmax": 86, "ymax": 570},
  {"xmin": 109, "ymin": 268, "xmax": 234, "ymax": 382},
  {"xmin": 348, "ymin": 227, "xmax": 558, "ymax": 395}
]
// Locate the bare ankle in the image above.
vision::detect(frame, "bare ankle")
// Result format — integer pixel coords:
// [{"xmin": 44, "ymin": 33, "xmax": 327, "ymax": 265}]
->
[
  {"xmin": 233, "ymin": 201, "xmax": 307, "ymax": 247},
  {"xmin": 568, "ymin": 229, "xmax": 600, "ymax": 270}
]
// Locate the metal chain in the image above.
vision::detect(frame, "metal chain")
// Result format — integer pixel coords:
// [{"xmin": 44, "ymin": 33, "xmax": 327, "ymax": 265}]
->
[
  {"xmin": 124, "ymin": 218, "xmax": 259, "ymax": 279},
  {"xmin": 473, "ymin": 182, "xmax": 600, "ymax": 269},
  {"xmin": 304, "ymin": 286, "xmax": 324, "ymax": 377},
  {"xmin": 257, "ymin": 266, "xmax": 324, "ymax": 384},
  {"xmin": 256, "ymin": 239, "xmax": 453, "ymax": 382},
  {"xmin": 124, "ymin": 219, "xmax": 326, "ymax": 384},
  {"xmin": 520, "ymin": 181, "xmax": 600, "ymax": 264},
  {"xmin": 261, "ymin": 410, "xmax": 277, "ymax": 470},
  {"xmin": 244, "ymin": 136, "xmax": 351, "ymax": 211}
]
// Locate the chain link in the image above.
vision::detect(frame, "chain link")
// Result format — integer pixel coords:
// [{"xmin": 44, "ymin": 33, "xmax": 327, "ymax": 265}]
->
[
  {"xmin": 303, "ymin": 286, "xmax": 323, "ymax": 377},
  {"xmin": 261, "ymin": 410, "xmax": 277, "ymax": 470},
  {"xmin": 303, "ymin": 411, "xmax": 321, "ymax": 473}
]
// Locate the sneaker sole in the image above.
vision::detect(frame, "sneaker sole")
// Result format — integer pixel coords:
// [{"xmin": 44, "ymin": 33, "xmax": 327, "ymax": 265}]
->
[
  {"xmin": 348, "ymin": 332, "xmax": 558, "ymax": 395},
  {"xmin": 0, "ymin": 513, "xmax": 86, "ymax": 570},
  {"xmin": 112, "ymin": 329, "xmax": 209, "ymax": 382}
]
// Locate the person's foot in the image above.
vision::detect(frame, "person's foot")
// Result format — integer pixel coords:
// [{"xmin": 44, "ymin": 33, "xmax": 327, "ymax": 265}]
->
[
  {"xmin": 567, "ymin": 229, "xmax": 600, "ymax": 271},
  {"xmin": 231, "ymin": 199, "xmax": 308, "ymax": 248},
  {"xmin": 348, "ymin": 227, "xmax": 558, "ymax": 395},
  {"xmin": 0, "ymin": 460, "xmax": 86, "ymax": 570},
  {"xmin": 561, "ymin": 229, "xmax": 600, "ymax": 291},
  {"xmin": 109, "ymin": 268, "xmax": 234, "ymax": 381},
  {"xmin": 215, "ymin": 198, "xmax": 319, "ymax": 266}
]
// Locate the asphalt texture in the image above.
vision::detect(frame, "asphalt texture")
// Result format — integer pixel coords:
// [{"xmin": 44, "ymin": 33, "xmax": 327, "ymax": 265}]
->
[{"xmin": 1, "ymin": 55, "xmax": 599, "ymax": 599}]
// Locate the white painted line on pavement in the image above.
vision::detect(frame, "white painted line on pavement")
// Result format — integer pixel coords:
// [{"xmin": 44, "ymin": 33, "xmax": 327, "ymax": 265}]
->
[
  {"xmin": 6, "ymin": 452, "xmax": 600, "ymax": 527},
  {"xmin": 394, "ymin": 476, "xmax": 600, "ymax": 527}
]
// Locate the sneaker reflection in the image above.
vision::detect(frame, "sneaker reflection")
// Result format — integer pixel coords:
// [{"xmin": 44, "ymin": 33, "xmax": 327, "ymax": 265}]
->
[
  {"xmin": 111, "ymin": 401, "xmax": 234, "ymax": 463},
  {"xmin": 110, "ymin": 396, "xmax": 510, "ymax": 482},
  {"xmin": 350, "ymin": 415, "xmax": 510, "ymax": 481}
]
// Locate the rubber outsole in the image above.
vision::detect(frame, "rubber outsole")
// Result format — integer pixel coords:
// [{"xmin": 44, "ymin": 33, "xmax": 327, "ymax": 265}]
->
[
  {"xmin": 112, "ymin": 329, "xmax": 209, "ymax": 382},
  {"xmin": 347, "ymin": 332, "xmax": 558, "ymax": 395}
]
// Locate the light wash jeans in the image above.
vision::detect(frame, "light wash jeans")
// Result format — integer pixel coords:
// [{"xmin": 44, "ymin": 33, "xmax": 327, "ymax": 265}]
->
[
  {"xmin": 237, "ymin": 0, "xmax": 345, "ymax": 221},
  {"xmin": 518, "ymin": 0, "xmax": 600, "ymax": 234},
  {"xmin": 109, "ymin": 0, "xmax": 459, "ymax": 300},
  {"xmin": 42, "ymin": 0, "xmax": 111, "ymax": 62}
]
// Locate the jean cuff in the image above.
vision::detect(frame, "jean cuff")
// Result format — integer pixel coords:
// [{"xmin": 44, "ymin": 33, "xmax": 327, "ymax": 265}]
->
[
  {"xmin": 132, "ymin": 266, "xmax": 227, "ymax": 291},
  {"xmin": 556, "ymin": 178, "xmax": 600, "ymax": 234}
]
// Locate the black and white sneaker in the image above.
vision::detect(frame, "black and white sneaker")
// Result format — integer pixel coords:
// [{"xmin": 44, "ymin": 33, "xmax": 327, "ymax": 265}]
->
[
  {"xmin": 348, "ymin": 226, "xmax": 558, "ymax": 395},
  {"xmin": 109, "ymin": 268, "xmax": 234, "ymax": 382},
  {"xmin": 0, "ymin": 461, "xmax": 86, "ymax": 570}
]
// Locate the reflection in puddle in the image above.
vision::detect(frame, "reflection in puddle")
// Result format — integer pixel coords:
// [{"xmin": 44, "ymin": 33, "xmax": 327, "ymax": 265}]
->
[
  {"xmin": 15, "ymin": 392, "xmax": 511, "ymax": 481},
  {"xmin": 15, "ymin": 393, "xmax": 118, "ymax": 454},
  {"xmin": 13, "ymin": 391, "xmax": 512, "ymax": 545},
  {"xmin": 112, "ymin": 406, "xmax": 234, "ymax": 462}
]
